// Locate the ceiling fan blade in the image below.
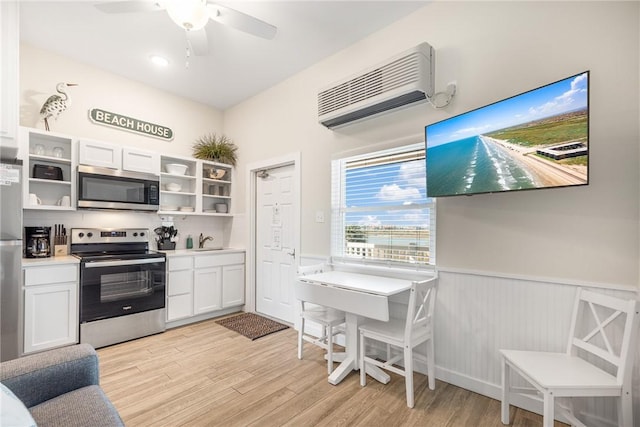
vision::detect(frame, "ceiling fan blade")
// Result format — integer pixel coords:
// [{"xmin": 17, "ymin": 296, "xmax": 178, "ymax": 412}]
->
[
  {"xmin": 186, "ymin": 28, "xmax": 209, "ymax": 56},
  {"xmin": 94, "ymin": 1, "xmax": 164, "ymax": 14},
  {"xmin": 206, "ymin": 3, "xmax": 277, "ymax": 40}
]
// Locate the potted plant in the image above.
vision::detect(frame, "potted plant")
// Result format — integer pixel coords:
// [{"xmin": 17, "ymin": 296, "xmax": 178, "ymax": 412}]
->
[{"xmin": 192, "ymin": 133, "xmax": 238, "ymax": 166}]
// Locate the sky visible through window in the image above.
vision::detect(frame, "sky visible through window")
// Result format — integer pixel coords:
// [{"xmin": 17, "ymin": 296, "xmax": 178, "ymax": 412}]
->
[
  {"xmin": 345, "ymin": 153, "xmax": 429, "ymax": 228},
  {"xmin": 336, "ymin": 147, "xmax": 433, "ymax": 265}
]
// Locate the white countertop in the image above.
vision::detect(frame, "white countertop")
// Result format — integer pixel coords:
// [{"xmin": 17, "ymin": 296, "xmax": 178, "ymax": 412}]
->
[
  {"xmin": 159, "ymin": 248, "xmax": 245, "ymax": 257},
  {"xmin": 21, "ymin": 249, "xmax": 245, "ymax": 265},
  {"xmin": 22, "ymin": 255, "xmax": 80, "ymax": 267}
]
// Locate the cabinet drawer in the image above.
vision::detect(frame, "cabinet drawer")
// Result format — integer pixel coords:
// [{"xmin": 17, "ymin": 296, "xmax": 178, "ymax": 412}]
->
[
  {"xmin": 24, "ymin": 264, "xmax": 77, "ymax": 286},
  {"xmin": 167, "ymin": 294, "xmax": 193, "ymax": 321},
  {"xmin": 194, "ymin": 253, "xmax": 245, "ymax": 269},
  {"xmin": 168, "ymin": 256, "xmax": 193, "ymax": 271},
  {"xmin": 168, "ymin": 270, "xmax": 192, "ymax": 296}
]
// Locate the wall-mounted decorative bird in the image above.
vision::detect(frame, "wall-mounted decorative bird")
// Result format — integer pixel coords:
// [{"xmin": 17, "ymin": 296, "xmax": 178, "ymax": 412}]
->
[{"xmin": 40, "ymin": 82, "xmax": 77, "ymax": 131}]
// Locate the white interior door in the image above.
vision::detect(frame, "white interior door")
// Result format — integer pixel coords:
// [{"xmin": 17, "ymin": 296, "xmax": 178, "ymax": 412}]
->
[{"xmin": 255, "ymin": 164, "xmax": 297, "ymax": 322}]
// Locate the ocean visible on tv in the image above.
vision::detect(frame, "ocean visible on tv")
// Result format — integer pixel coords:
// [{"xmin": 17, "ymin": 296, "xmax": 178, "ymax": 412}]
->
[
  {"xmin": 425, "ymin": 71, "xmax": 589, "ymax": 198},
  {"xmin": 426, "ymin": 135, "xmax": 538, "ymax": 197}
]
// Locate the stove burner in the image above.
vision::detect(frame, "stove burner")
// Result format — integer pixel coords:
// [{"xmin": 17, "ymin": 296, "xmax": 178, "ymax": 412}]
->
[{"xmin": 70, "ymin": 228, "xmax": 156, "ymax": 258}]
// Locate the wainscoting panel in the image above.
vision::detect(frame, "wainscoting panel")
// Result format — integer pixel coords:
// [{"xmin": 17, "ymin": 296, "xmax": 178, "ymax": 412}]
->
[{"xmin": 435, "ymin": 269, "xmax": 639, "ymax": 427}]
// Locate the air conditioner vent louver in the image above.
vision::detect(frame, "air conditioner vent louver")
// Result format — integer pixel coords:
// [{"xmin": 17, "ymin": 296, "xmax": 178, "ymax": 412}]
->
[{"xmin": 318, "ymin": 42, "xmax": 434, "ymax": 129}]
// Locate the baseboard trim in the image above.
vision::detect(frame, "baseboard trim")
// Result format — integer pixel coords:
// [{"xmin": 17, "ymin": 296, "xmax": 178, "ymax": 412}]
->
[{"xmin": 166, "ymin": 306, "xmax": 242, "ymax": 329}]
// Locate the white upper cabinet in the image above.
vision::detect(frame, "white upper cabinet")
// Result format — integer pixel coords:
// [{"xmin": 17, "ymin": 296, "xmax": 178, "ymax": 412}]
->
[
  {"xmin": 79, "ymin": 139, "xmax": 159, "ymax": 175},
  {"xmin": 78, "ymin": 139, "xmax": 122, "ymax": 169},
  {"xmin": 0, "ymin": 1, "xmax": 19, "ymax": 157},
  {"xmin": 122, "ymin": 147, "xmax": 159, "ymax": 174}
]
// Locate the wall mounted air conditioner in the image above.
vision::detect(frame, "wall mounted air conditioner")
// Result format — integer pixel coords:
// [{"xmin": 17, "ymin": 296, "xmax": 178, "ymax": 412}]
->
[{"xmin": 318, "ymin": 42, "xmax": 435, "ymax": 129}]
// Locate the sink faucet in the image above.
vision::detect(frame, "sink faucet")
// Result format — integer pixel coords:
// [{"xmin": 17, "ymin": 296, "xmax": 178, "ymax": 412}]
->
[{"xmin": 199, "ymin": 233, "xmax": 214, "ymax": 248}]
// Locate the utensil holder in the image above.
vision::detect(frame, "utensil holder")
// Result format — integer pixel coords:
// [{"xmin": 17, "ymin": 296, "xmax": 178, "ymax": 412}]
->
[
  {"xmin": 54, "ymin": 244, "xmax": 68, "ymax": 257},
  {"xmin": 157, "ymin": 239, "xmax": 176, "ymax": 250}
]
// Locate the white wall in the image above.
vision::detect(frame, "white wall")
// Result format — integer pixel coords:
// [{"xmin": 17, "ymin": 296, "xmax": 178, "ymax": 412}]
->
[
  {"xmin": 224, "ymin": 1, "xmax": 640, "ymax": 289},
  {"xmin": 20, "ymin": 43, "xmax": 224, "ymax": 157}
]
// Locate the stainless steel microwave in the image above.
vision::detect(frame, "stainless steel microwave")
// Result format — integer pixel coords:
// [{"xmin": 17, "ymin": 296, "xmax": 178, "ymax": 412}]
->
[{"xmin": 77, "ymin": 165, "xmax": 160, "ymax": 211}]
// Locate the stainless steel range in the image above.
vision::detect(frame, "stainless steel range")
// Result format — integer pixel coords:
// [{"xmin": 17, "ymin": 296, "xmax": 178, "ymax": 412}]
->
[{"xmin": 71, "ymin": 228, "xmax": 166, "ymax": 348}]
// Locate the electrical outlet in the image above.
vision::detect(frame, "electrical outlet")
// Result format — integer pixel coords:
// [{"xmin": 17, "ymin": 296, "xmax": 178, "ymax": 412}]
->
[{"xmin": 315, "ymin": 211, "xmax": 325, "ymax": 223}]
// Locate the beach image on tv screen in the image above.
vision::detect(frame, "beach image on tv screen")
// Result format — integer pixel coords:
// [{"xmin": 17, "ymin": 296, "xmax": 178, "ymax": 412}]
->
[{"xmin": 425, "ymin": 71, "xmax": 589, "ymax": 197}]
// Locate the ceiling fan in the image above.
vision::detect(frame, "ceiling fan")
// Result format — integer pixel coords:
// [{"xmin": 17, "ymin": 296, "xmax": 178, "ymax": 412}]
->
[{"xmin": 95, "ymin": 1, "xmax": 277, "ymax": 56}]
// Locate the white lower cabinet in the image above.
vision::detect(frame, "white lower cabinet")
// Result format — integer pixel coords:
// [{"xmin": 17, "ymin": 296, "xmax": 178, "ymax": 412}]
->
[
  {"xmin": 167, "ymin": 257, "xmax": 194, "ymax": 321},
  {"xmin": 166, "ymin": 251, "xmax": 245, "ymax": 324},
  {"xmin": 23, "ymin": 263, "xmax": 78, "ymax": 354},
  {"xmin": 194, "ymin": 267, "xmax": 222, "ymax": 314},
  {"xmin": 222, "ymin": 264, "xmax": 245, "ymax": 307}
]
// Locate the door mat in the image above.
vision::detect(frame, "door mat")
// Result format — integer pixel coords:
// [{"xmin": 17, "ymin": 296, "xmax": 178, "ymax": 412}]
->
[{"xmin": 215, "ymin": 312, "xmax": 289, "ymax": 340}]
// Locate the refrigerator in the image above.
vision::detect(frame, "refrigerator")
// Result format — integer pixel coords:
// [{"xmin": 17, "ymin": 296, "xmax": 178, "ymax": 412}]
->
[{"xmin": 0, "ymin": 156, "xmax": 23, "ymax": 361}]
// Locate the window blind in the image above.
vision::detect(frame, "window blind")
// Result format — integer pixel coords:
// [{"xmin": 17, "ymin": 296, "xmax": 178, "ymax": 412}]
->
[{"xmin": 331, "ymin": 143, "xmax": 435, "ymax": 267}]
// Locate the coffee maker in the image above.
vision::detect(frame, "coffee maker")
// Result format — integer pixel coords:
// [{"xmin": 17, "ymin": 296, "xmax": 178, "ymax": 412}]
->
[{"xmin": 24, "ymin": 226, "xmax": 51, "ymax": 258}]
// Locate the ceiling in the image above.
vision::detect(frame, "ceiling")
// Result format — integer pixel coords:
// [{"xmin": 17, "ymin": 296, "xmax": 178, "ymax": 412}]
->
[{"xmin": 20, "ymin": 1, "xmax": 428, "ymax": 110}]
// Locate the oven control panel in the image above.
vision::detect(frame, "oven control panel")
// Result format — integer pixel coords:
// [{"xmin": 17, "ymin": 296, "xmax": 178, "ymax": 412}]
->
[{"xmin": 71, "ymin": 228, "xmax": 149, "ymax": 244}]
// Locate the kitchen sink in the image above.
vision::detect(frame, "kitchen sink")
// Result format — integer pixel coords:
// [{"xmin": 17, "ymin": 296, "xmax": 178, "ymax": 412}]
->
[{"xmin": 192, "ymin": 247, "xmax": 224, "ymax": 252}]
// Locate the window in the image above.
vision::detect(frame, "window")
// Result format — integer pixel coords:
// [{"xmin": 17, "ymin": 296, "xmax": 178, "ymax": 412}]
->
[{"xmin": 331, "ymin": 143, "xmax": 435, "ymax": 268}]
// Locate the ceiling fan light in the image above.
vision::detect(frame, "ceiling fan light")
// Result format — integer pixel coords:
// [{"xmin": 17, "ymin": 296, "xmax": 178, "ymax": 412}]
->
[{"xmin": 166, "ymin": 0, "xmax": 209, "ymax": 31}]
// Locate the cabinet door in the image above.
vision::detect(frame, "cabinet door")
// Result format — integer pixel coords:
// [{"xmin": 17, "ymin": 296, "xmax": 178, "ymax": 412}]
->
[
  {"xmin": 123, "ymin": 148, "xmax": 159, "ymax": 174},
  {"xmin": 193, "ymin": 266, "xmax": 222, "ymax": 315},
  {"xmin": 78, "ymin": 139, "xmax": 122, "ymax": 169},
  {"xmin": 222, "ymin": 264, "xmax": 245, "ymax": 307},
  {"xmin": 24, "ymin": 282, "xmax": 78, "ymax": 354}
]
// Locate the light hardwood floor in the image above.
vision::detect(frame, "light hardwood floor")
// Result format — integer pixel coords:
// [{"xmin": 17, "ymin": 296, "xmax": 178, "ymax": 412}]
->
[{"xmin": 97, "ymin": 316, "xmax": 564, "ymax": 426}]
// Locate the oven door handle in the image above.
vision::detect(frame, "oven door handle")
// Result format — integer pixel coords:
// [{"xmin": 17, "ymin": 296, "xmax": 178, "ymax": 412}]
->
[{"xmin": 84, "ymin": 258, "xmax": 164, "ymax": 268}]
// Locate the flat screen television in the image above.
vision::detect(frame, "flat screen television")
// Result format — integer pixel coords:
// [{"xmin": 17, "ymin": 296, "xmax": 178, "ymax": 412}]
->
[{"xmin": 425, "ymin": 71, "xmax": 589, "ymax": 198}]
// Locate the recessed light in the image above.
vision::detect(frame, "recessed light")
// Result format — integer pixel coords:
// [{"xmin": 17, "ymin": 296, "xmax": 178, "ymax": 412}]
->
[{"xmin": 150, "ymin": 55, "xmax": 169, "ymax": 67}]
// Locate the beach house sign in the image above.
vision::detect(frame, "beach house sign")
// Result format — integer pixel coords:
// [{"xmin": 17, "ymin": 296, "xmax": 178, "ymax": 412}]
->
[{"xmin": 89, "ymin": 108, "xmax": 174, "ymax": 141}]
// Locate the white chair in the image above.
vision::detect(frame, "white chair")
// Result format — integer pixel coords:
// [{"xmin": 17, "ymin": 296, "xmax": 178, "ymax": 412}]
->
[
  {"xmin": 359, "ymin": 277, "xmax": 437, "ymax": 408},
  {"xmin": 500, "ymin": 288, "xmax": 639, "ymax": 427},
  {"xmin": 295, "ymin": 263, "xmax": 345, "ymax": 374}
]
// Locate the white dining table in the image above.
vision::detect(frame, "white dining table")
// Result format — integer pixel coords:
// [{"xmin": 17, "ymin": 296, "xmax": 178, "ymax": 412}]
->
[{"xmin": 295, "ymin": 270, "xmax": 414, "ymax": 385}]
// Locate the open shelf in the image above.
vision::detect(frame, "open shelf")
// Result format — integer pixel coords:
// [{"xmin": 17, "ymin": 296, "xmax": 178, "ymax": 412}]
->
[{"xmin": 23, "ymin": 127, "xmax": 75, "ymax": 210}]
